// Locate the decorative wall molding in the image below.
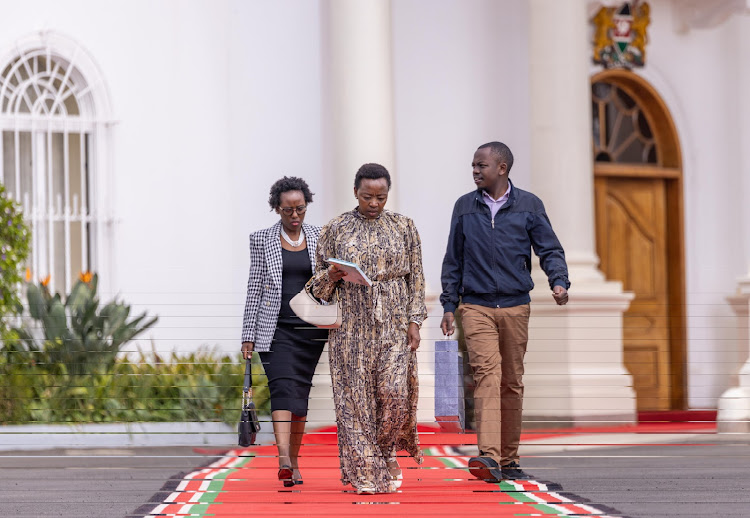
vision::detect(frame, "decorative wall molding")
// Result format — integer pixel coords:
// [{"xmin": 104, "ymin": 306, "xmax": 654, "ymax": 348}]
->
[{"xmin": 672, "ymin": 0, "xmax": 750, "ymax": 32}]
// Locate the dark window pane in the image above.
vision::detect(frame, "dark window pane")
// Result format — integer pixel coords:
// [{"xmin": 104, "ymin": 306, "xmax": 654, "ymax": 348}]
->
[
  {"xmin": 592, "ymin": 102, "xmax": 601, "ymax": 147},
  {"xmin": 615, "ymin": 86, "xmax": 637, "ymax": 109},
  {"xmin": 637, "ymin": 110, "xmax": 653, "ymax": 139},
  {"xmin": 592, "ymin": 82, "xmax": 611, "ymax": 101},
  {"xmin": 617, "ymin": 138, "xmax": 646, "ymax": 163}
]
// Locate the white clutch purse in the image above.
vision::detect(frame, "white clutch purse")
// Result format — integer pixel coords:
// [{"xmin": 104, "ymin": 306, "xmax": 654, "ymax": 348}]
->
[{"xmin": 290, "ymin": 283, "xmax": 341, "ymax": 329}]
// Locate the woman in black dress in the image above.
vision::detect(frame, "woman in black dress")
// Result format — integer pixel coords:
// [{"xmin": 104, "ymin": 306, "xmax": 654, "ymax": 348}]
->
[{"xmin": 241, "ymin": 177, "xmax": 328, "ymax": 487}]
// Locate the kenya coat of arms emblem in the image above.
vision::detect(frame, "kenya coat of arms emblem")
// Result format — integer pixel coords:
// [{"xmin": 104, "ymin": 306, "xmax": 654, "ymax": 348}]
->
[{"xmin": 592, "ymin": 1, "xmax": 650, "ymax": 69}]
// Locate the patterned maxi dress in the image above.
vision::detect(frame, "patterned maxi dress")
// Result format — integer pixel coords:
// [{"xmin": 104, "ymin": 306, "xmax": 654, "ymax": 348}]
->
[{"xmin": 311, "ymin": 209, "xmax": 427, "ymax": 492}]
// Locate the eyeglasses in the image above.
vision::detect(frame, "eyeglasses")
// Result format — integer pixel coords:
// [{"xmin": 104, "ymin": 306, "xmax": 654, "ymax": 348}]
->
[{"xmin": 279, "ymin": 205, "xmax": 307, "ymax": 215}]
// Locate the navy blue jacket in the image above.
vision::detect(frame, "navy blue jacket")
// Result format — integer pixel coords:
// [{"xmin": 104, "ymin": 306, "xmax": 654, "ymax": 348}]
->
[{"xmin": 440, "ymin": 181, "xmax": 570, "ymax": 313}]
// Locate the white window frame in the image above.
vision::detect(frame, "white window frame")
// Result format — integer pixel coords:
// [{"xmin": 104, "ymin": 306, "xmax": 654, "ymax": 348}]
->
[{"xmin": 0, "ymin": 31, "xmax": 114, "ymax": 295}]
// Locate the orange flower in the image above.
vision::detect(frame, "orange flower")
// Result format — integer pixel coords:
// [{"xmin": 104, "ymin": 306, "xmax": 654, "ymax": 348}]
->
[
  {"xmin": 25, "ymin": 267, "xmax": 31, "ymax": 282},
  {"xmin": 79, "ymin": 271, "xmax": 93, "ymax": 284},
  {"xmin": 40, "ymin": 275, "xmax": 50, "ymax": 287}
]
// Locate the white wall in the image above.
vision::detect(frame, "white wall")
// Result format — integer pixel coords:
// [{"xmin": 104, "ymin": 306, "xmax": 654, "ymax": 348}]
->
[
  {"xmin": 226, "ymin": 0, "xmax": 325, "ymax": 351},
  {"xmin": 741, "ymin": 17, "xmax": 750, "ymax": 277},
  {"xmin": 391, "ymin": 0, "xmax": 531, "ymax": 303},
  {"xmin": 109, "ymin": 3, "xmax": 236, "ymax": 356},
  {"xmin": 0, "ymin": 0, "xmax": 326, "ymax": 356},
  {"xmin": 2, "ymin": 0, "xmax": 746, "ymax": 411}
]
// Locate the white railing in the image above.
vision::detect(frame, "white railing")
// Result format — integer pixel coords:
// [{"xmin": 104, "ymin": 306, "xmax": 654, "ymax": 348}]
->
[{"xmin": 19, "ymin": 189, "xmax": 93, "ymax": 294}]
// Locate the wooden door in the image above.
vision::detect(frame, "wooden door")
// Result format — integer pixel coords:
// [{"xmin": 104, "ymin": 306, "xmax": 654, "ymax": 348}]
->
[{"xmin": 595, "ymin": 176, "xmax": 671, "ymax": 411}]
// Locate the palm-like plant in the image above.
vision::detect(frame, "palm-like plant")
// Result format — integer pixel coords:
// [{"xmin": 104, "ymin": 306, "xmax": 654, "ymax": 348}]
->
[{"xmin": 13, "ymin": 273, "xmax": 157, "ymax": 376}]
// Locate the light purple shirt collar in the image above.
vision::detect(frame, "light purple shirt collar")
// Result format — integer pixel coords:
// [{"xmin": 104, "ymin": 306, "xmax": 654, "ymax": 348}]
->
[{"xmin": 482, "ymin": 182, "xmax": 511, "ymax": 219}]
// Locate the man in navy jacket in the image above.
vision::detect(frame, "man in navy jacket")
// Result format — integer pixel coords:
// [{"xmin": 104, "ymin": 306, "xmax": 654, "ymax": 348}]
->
[{"xmin": 440, "ymin": 141, "xmax": 570, "ymax": 481}]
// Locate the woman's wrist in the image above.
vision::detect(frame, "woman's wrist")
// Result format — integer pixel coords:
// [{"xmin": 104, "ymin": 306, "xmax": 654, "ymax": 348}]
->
[{"xmin": 326, "ymin": 268, "xmax": 343, "ymax": 285}]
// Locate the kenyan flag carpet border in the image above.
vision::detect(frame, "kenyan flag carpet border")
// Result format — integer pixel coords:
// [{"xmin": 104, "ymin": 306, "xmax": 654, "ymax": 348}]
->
[
  {"xmin": 131, "ymin": 437, "xmax": 631, "ymax": 518},
  {"xmin": 131, "ymin": 451, "xmax": 228, "ymax": 517}
]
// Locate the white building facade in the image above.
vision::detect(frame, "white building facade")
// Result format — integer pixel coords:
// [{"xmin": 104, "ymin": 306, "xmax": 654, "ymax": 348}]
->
[{"xmin": 1, "ymin": 0, "xmax": 749, "ymax": 427}]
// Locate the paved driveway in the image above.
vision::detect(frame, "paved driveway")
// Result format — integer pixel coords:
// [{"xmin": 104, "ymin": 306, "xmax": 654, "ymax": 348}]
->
[
  {"xmin": 1, "ymin": 438, "xmax": 748, "ymax": 518},
  {"xmin": 521, "ymin": 438, "xmax": 750, "ymax": 518},
  {"xmin": 0, "ymin": 446, "xmax": 217, "ymax": 518}
]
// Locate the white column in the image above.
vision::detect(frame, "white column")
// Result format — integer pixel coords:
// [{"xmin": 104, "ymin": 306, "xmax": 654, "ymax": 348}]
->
[
  {"xmin": 524, "ymin": 0, "xmax": 636, "ymax": 426},
  {"xmin": 310, "ymin": 1, "xmax": 436, "ymax": 427},
  {"xmin": 718, "ymin": 14, "xmax": 750, "ymax": 434},
  {"xmin": 529, "ymin": 0, "xmax": 604, "ymax": 286},
  {"xmin": 719, "ymin": 286, "xmax": 750, "ymax": 433},
  {"xmin": 321, "ymin": 0, "xmax": 398, "ymax": 217}
]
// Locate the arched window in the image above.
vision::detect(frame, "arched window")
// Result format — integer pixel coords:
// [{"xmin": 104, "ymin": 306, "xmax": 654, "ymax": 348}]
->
[
  {"xmin": 592, "ymin": 81, "xmax": 658, "ymax": 164},
  {"xmin": 0, "ymin": 36, "xmax": 110, "ymax": 293}
]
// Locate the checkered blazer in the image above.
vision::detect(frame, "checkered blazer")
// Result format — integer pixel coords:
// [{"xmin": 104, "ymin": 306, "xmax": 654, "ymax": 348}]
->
[{"xmin": 241, "ymin": 221, "xmax": 321, "ymax": 352}]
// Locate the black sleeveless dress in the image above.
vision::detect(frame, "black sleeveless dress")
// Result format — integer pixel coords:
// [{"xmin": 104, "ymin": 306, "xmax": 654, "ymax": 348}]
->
[{"xmin": 258, "ymin": 247, "xmax": 328, "ymax": 416}]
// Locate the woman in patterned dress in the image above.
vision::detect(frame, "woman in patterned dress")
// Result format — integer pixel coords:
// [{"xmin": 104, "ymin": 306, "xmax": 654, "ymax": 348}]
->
[
  {"xmin": 241, "ymin": 177, "xmax": 328, "ymax": 487},
  {"xmin": 310, "ymin": 163, "xmax": 427, "ymax": 495}
]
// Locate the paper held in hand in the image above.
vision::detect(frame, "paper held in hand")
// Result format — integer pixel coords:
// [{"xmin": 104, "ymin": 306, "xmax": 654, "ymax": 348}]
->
[{"xmin": 328, "ymin": 258, "xmax": 373, "ymax": 287}]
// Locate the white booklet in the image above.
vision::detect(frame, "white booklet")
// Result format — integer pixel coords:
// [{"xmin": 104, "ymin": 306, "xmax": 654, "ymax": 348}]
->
[{"xmin": 327, "ymin": 258, "xmax": 373, "ymax": 287}]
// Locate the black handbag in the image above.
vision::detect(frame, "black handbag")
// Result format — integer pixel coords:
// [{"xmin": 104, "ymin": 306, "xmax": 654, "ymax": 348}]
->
[{"xmin": 238, "ymin": 359, "xmax": 260, "ymax": 447}]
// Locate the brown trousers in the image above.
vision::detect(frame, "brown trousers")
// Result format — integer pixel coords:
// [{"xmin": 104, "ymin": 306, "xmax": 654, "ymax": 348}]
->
[{"xmin": 459, "ymin": 303, "xmax": 530, "ymax": 466}]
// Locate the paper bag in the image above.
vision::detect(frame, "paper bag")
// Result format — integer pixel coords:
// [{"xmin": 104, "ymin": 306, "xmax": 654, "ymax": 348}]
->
[{"xmin": 434, "ymin": 339, "xmax": 465, "ymax": 433}]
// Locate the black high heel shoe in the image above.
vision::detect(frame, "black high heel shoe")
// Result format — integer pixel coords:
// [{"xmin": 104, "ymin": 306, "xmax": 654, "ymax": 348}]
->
[{"xmin": 278, "ymin": 465, "xmax": 294, "ymax": 487}]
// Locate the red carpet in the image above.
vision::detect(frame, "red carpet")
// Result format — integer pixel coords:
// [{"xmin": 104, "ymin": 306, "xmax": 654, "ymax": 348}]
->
[
  {"xmin": 135, "ymin": 422, "xmax": 704, "ymax": 517},
  {"xmin": 637, "ymin": 409, "xmax": 717, "ymax": 423}
]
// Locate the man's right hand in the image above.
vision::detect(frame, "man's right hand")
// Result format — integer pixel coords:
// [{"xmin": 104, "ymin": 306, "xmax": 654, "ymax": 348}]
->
[
  {"xmin": 440, "ymin": 312, "xmax": 456, "ymax": 336},
  {"xmin": 241, "ymin": 342, "xmax": 254, "ymax": 360}
]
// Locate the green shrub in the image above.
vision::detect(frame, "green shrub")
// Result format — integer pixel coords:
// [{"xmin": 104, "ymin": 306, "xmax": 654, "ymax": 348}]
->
[
  {"xmin": 0, "ymin": 348, "xmax": 269, "ymax": 424},
  {"xmin": 1, "ymin": 270, "xmax": 271, "ymax": 425},
  {"xmin": 0, "ymin": 183, "xmax": 31, "ymax": 342}
]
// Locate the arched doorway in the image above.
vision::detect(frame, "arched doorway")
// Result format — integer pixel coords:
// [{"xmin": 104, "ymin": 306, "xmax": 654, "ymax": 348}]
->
[{"xmin": 591, "ymin": 69, "xmax": 686, "ymax": 411}]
